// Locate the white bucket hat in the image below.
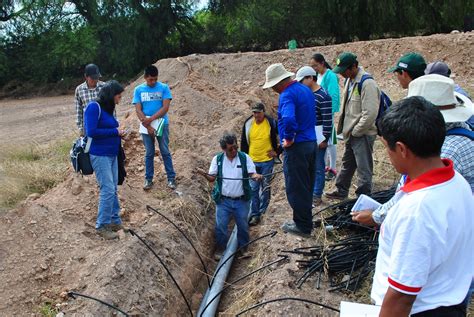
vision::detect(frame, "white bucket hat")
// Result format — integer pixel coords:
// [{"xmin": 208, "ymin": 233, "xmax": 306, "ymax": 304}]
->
[
  {"xmin": 262, "ymin": 63, "xmax": 294, "ymax": 89},
  {"xmin": 407, "ymin": 74, "xmax": 473, "ymax": 123},
  {"xmin": 295, "ymin": 66, "xmax": 317, "ymax": 82}
]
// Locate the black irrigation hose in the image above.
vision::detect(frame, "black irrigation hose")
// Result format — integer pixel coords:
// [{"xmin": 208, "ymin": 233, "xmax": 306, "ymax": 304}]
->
[
  {"xmin": 200, "ymin": 255, "xmax": 288, "ymax": 316},
  {"xmin": 128, "ymin": 229, "xmax": 193, "ymax": 317},
  {"xmin": 210, "ymin": 230, "xmax": 277, "ymax": 287},
  {"xmin": 67, "ymin": 291, "xmax": 129, "ymax": 316},
  {"xmin": 235, "ymin": 297, "xmax": 340, "ymax": 316},
  {"xmin": 203, "ymin": 169, "xmax": 283, "ymax": 180},
  {"xmin": 146, "ymin": 205, "xmax": 211, "ymax": 287}
]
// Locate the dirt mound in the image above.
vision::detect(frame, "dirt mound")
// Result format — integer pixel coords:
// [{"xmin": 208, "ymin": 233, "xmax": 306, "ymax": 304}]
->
[{"xmin": 0, "ymin": 32, "xmax": 472, "ymax": 316}]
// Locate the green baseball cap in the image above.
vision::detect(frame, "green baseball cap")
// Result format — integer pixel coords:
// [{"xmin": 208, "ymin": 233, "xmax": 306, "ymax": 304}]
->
[
  {"xmin": 333, "ymin": 52, "xmax": 358, "ymax": 74},
  {"xmin": 388, "ymin": 52, "xmax": 427, "ymax": 74}
]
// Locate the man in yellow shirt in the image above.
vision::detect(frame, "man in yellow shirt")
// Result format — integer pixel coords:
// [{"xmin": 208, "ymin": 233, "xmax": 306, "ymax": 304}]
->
[{"xmin": 241, "ymin": 103, "xmax": 281, "ymax": 225}]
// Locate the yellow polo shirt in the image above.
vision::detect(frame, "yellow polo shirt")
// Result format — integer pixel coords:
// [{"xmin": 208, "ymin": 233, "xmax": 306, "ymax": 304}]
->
[{"xmin": 249, "ymin": 119, "xmax": 273, "ymax": 163}]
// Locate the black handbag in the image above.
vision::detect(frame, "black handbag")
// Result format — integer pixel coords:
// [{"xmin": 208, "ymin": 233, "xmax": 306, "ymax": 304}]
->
[{"xmin": 70, "ymin": 137, "xmax": 94, "ymax": 175}]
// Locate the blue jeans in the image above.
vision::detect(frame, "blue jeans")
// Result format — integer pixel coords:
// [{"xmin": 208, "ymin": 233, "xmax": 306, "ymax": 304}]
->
[
  {"xmin": 283, "ymin": 141, "xmax": 317, "ymax": 234},
  {"xmin": 141, "ymin": 124, "xmax": 176, "ymax": 181},
  {"xmin": 90, "ymin": 155, "xmax": 121, "ymax": 229},
  {"xmin": 250, "ymin": 160, "xmax": 274, "ymax": 218},
  {"xmin": 313, "ymin": 146, "xmax": 326, "ymax": 197},
  {"xmin": 215, "ymin": 198, "xmax": 250, "ymax": 249}
]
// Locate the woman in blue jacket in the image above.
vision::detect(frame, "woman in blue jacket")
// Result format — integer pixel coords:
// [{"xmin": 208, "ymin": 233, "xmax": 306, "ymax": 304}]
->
[
  {"xmin": 311, "ymin": 53, "xmax": 340, "ymax": 181},
  {"xmin": 85, "ymin": 80, "xmax": 125, "ymax": 240}
]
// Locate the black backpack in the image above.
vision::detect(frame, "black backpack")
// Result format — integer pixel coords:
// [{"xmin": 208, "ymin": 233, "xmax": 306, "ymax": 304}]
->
[{"xmin": 70, "ymin": 137, "xmax": 94, "ymax": 175}]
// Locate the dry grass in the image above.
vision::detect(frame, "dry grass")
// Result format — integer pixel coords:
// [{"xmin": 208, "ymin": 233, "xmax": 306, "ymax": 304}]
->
[{"xmin": 0, "ymin": 137, "xmax": 71, "ymax": 210}]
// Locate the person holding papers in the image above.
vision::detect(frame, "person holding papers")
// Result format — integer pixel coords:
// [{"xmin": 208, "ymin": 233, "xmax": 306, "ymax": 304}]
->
[
  {"xmin": 370, "ymin": 97, "xmax": 472, "ymax": 316},
  {"xmin": 295, "ymin": 66, "xmax": 333, "ymax": 206},
  {"xmin": 133, "ymin": 65, "xmax": 176, "ymax": 190}
]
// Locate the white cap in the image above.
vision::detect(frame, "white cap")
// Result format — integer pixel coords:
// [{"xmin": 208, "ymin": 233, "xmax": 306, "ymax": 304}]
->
[
  {"xmin": 262, "ymin": 63, "xmax": 295, "ymax": 89},
  {"xmin": 407, "ymin": 74, "xmax": 473, "ymax": 123},
  {"xmin": 295, "ymin": 66, "xmax": 317, "ymax": 82}
]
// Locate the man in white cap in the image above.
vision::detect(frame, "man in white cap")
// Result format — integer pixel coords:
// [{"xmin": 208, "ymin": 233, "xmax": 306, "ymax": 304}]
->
[
  {"xmin": 262, "ymin": 63, "xmax": 317, "ymax": 237},
  {"xmin": 295, "ymin": 66, "xmax": 333, "ymax": 205}
]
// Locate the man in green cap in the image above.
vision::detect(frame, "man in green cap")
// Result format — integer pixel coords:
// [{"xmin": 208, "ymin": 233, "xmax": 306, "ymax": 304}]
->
[
  {"xmin": 326, "ymin": 52, "xmax": 381, "ymax": 199},
  {"xmin": 388, "ymin": 52, "xmax": 426, "ymax": 89}
]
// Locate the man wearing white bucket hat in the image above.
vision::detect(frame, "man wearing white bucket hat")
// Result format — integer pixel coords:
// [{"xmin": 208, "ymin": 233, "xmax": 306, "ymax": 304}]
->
[
  {"xmin": 263, "ymin": 63, "xmax": 317, "ymax": 237},
  {"xmin": 407, "ymin": 74, "xmax": 474, "ymax": 192}
]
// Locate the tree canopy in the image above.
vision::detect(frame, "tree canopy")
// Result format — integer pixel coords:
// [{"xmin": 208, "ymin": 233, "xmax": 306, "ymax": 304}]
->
[{"xmin": 0, "ymin": 0, "xmax": 472, "ymax": 90}]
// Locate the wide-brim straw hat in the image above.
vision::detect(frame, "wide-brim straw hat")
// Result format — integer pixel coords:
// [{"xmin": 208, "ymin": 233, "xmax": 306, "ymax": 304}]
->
[
  {"xmin": 262, "ymin": 63, "xmax": 295, "ymax": 89},
  {"xmin": 407, "ymin": 74, "xmax": 473, "ymax": 123}
]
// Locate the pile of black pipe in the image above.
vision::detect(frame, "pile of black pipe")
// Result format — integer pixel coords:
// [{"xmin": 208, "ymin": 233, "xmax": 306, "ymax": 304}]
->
[{"xmin": 284, "ymin": 188, "xmax": 396, "ymax": 292}]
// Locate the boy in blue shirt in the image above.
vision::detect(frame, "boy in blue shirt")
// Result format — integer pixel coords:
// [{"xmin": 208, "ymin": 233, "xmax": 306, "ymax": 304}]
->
[{"xmin": 133, "ymin": 65, "xmax": 176, "ymax": 190}]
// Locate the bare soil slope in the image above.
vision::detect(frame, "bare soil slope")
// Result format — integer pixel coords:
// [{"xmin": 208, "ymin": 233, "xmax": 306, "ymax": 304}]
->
[{"xmin": 0, "ymin": 32, "xmax": 472, "ymax": 316}]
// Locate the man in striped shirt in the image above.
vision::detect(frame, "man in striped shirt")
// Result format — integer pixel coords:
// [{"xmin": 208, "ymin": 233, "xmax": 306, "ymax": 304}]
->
[
  {"xmin": 74, "ymin": 64, "xmax": 105, "ymax": 136},
  {"xmin": 296, "ymin": 66, "xmax": 333, "ymax": 205}
]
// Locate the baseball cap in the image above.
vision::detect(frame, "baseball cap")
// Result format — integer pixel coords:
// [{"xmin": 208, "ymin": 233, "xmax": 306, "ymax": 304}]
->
[
  {"xmin": 425, "ymin": 61, "xmax": 451, "ymax": 77},
  {"xmin": 252, "ymin": 103, "xmax": 265, "ymax": 112},
  {"xmin": 388, "ymin": 53, "xmax": 426, "ymax": 74},
  {"xmin": 295, "ymin": 66, "xmax": 317, "ymax": 82},
  {"xmin": 333, "ymin": 52, "xmax": 358, "ymax": 74},
  {"xmin": 85, "ymin": 64, "xmax": 101, "ymax": 80}
]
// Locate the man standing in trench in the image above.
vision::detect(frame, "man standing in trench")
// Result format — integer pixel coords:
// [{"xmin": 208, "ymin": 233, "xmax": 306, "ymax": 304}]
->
[
  {"xmin": 196, "ymin": 133, "xmax": 261, "ymax": 260},
  {"xmin": 262, "ymin": 63, "xmax": 317, "ymax": 237}
]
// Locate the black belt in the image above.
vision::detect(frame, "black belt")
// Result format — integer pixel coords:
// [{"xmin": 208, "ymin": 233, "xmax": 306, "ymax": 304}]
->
[
  {"xmin": 411, "ymin": 302, "xmax": 466, "ymax": 317},
  {"xmin": 222, "ymin": 195, "xmax": 244, "ymax": 200}
]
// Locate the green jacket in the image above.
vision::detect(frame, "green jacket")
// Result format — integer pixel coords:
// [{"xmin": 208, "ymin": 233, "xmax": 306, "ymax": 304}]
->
[{"xmin": 212, "ymin": 151, "xmax": 251, "ymax": 204}]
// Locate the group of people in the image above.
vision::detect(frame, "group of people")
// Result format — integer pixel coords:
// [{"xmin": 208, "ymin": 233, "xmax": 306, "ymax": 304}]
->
[
  {"xmin": 74, "ymin": 64, "xmax": 177, "ymax": 240},
  {"xmin": 260, "ymin": 52, "xmax": 473, "ymax": 316},
  {"xmin": 74, "ymin": 49, "xmax": 473, "ymax": 316}
]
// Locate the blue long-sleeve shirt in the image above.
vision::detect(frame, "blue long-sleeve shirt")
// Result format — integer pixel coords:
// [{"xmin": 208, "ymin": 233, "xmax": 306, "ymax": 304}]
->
[
  {"xmin": 278, "ymin": 81, "xmax": 316, "ymax": 143},
  {"xmin": 84, "ymin": 101, "xmax": 120, "ymax": 156}
]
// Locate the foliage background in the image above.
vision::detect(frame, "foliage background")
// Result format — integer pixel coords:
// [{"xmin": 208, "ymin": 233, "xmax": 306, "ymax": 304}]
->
[{"xmin": 1, "ymin": 0, "xmax": 473, "ymax": 92}]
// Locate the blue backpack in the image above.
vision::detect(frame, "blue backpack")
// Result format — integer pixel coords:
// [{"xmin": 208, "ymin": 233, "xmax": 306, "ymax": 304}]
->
[
  {"xmin": 357, "ymin": 74, "xmax": 392, "ymax": 135},
  {"xmin": 446, "ymin": 127, "xmax": 474, "ymax": 140}
]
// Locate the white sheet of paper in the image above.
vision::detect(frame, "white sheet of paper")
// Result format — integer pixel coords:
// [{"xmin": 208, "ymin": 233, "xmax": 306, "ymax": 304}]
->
[
  {"xmin": 351, "ymin": 194, "xmax": 382, "ymax": 212},
  {"xmin": 340, "ymin": 301, "xmax": 381, "ymax": 317},
  {"xmin": 315, "ymin": 125, "xmax": 324, "ymax": 145},
  {"xmin": 139, "ymin": 116, "xmax": 160, "ymax": 135}
]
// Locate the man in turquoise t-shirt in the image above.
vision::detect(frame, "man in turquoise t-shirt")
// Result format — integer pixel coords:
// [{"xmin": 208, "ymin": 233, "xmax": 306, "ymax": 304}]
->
[{"xmin": 133, "ymin": 65, "xmax": 176, "ymax": 190}]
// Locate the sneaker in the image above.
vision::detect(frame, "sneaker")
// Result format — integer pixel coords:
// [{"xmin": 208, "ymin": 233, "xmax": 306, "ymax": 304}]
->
[
  {"xmin": 143, "ymin": 179, "xmax": 153, "ymax": 191},
  {"xmin": 248, "ymin": 216, "xmax": 260, "ymax": 226},
  {"xmin": 281, "ymin": 222, "xmax": 311, "ymax": 238},
  {"xmin": 312, "ymin": 196, "xmax": 323, "ymax": 206},
  {"xmin": 106, "ymin": 223, "xmax": 124, "ymax": 232},
  {"xmin": 96, "ymin": 227, "xmax": 118, "ymax": 240},
  {"xmin": 325, "ymin": 169, "xmax": 337, "ymax": 181},
  {"xmin": 325, "ymin": 189, "xmax": 348, "ymax": 200},
  {"xmin": 167, "ymin": 179, "xmax": 176, "ymax": 190}
]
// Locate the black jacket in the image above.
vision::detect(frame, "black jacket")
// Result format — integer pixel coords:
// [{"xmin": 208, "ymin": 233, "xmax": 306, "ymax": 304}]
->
[{"xmin": 240, "ymin": 114, "xmax": 281, "ymax": 156}]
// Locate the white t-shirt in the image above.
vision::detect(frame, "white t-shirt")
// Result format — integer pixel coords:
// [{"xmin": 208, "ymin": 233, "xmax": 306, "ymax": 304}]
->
[
  {"xmin": 371, "ymin": 160, "xmax": 473, "ymax": 314},
  {"xmin": 209, "ymin": 152, "xmax": 256, "ymax": 198}
]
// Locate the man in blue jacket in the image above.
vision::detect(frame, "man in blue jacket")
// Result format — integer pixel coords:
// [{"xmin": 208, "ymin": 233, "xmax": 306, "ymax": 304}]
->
[{"xmin": 263, "ymin": 63, "xmax": 317, "ymax": 237}]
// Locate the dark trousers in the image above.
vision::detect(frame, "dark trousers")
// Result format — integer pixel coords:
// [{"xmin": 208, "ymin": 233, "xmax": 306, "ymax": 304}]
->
[
  {"xmin": 283, "ymin": 141, "xmax": 317, "ymax": 233},
  {"xmin": 411, "ymin": 303, "xmax": 466, "ymax": 317}
]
